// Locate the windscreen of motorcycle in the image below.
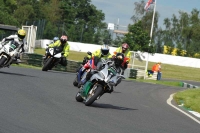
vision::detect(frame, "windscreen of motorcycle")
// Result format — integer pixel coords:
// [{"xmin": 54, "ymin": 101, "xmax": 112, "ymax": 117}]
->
[
  {"xmin": 108, "ymin": 67, "xmax": 117, "ymax": 76},
  {"xmin": 55, "ymin": 46, "xmax": 63, "ymax": 53},
  {"xmin": 49, "ymin": 48, "xmax": 54, "ymax": 55}
]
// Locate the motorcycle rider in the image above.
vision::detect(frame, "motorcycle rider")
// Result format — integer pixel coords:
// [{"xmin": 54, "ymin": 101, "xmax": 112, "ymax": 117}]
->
[
  {"xmin": 77, "ymin": 44, "xmax": 112, "ymax": 87},
  {"xmin": 52, "ymin": 36, "xmax": 59, "ymax": 43},
  {"xmin": 83, "ymin": 53, "xmax": 125, "ymax": 93},
  {"xmin": 113, "ymin": 43, "xmax": 131, "ymax": 70},
  {"xmin": 82, "ymin": 44, "xmax": 112, "ymax": 70},
  {"xmin": 0, "ymin": 29, "xmax": 26, "ymax": 64},
  {"xmin": 45, "ymin": 35, "xmax": 70, "ymax": 66}
]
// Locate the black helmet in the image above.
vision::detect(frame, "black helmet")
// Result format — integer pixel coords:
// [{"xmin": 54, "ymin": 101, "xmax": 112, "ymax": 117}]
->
[
  {"xmin": 114, "ymin": 53, "xmax": 124, "ymax": 66},
  {"xmin": 101, "ymin": 44, "xmax": 110, "ymax": 56},
  {"xmin": 60, "ymin": 35, "xmax": 68, "ymax": 44}
]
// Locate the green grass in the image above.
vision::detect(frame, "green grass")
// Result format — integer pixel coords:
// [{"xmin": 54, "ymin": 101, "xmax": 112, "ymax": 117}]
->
[
  {"xmin": 174, "ymin": 89, "xmax": 200, "ymax": 113},
  {"xmin": 34, "ymin": 48, "xmax": 87, "ymax": 61},
  {"xmin": 154, "ymin": 63, "xmax": 200, "ymax": 82},
  {"xmin": 133, "ymin": 79, "xmax": 181, "ymax": 87}
]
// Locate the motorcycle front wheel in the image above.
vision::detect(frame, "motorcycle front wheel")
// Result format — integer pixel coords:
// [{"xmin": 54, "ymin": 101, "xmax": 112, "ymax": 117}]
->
[
  {"xmin": 0, "ymin": 56, "xmax": 7, "ymax": 66},
  {"xmin": 42, "ymin": 58, "xmax": 53, "ymax": 71},
  {"xmin": 85, "ymin": 85, "xmax": 103, "ymax": 106},
  {"xmin": 75, "ymin": 92, "xmax": 84, "ymax": 102}
]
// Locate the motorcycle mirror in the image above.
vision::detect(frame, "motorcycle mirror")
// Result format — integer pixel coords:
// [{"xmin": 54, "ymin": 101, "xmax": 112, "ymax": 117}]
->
[{"xmin": 87, "ymin": 51, "xmax": 92, "ymax": 55}]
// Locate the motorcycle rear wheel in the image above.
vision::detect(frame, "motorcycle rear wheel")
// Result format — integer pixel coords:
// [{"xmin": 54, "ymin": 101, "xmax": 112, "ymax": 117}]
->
[
  {"xmin": 42, "ymin": 58, "xmax": 53, "ymax": 71},
  {"xmin": 85, "ymin": 85, "xmax": 103, "ymax": 106},
  {"xmin": 0, "ymin": 56, "xmax": 7, "ymax": 66},
  {"xmin": 75, "ymin": 92, "xmax": 84, "ymax": 102}
]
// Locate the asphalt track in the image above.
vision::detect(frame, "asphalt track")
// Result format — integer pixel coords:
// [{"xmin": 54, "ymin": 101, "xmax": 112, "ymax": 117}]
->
[{"xmin": 0, "ymin": 67, "xmax": 199, "ymax": 133}]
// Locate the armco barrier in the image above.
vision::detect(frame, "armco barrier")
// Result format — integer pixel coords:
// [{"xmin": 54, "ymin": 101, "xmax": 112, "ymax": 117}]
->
[
  {"xmin": 124, "ymin": 68, "xmax": 138, "ymax": 79},
  {"xmin": 20, "ymin": 53, "xmax": 82, "ymax": 73},
  {"xmin": 180, "ymin": 82, "xmax": 199, "ymax": 88}
]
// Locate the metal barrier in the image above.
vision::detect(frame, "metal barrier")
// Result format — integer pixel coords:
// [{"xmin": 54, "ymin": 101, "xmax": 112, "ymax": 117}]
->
[
  {"xmin": 20, "ymin": 53, "xmax": 82, "ymax": 73},
  {"xmin": 125, "ymin": 51, "xmax": 147, "ymax": 79}
]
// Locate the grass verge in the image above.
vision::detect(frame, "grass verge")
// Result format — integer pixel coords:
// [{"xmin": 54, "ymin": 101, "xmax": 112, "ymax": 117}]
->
[
  {"xmin": 174, "ymin": 89, "xmax": 200, "ymax": 113},
  {"xmin": 132, "ymin": 79, "xmax": 181, "ymax": 87},
  {"xmin": 34, "ymin": 48, "xmax": 87, "ymax": 61}
]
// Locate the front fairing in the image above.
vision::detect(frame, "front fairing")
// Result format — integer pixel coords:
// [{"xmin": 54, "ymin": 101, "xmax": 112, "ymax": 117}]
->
[
  {"xmin": 0, "ymin": 42, "xmax": 17, "ymax": 57},
  {"xmin": 54, "ymin": 53, "xmax": 62, "ymax": 58},
  {"xmin": 89, "ymin": 63, "xmax": 115, "ymax": 82},
  {"xmin": 48, "ymin": 48, "xmax": 62, "ymax": 58}
]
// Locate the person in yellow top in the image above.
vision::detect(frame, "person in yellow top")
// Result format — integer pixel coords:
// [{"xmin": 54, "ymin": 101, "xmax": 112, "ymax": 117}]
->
[
  {"xmin": 46, "ymin": 35, "xmax": 70, "ymax": 66},
  {"xmin": 113, "ymin": 43, "xmax": 131, "ymax": 69},
  {"xmin": 82, "ymin": 44, "xmax": 112, "ymax": 70},
  {"xmin": 76, "ymin": 44, "xmax": 112, "ymax": 87},
  {"xmin": 0, "ymin": 29, "xmax": 26, "ymax": 64}
]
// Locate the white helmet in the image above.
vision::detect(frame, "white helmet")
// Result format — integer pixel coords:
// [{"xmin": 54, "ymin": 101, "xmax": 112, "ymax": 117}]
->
[{"xmin": 101, "ymin": 44, "xmax": 110, "ymax": 56}]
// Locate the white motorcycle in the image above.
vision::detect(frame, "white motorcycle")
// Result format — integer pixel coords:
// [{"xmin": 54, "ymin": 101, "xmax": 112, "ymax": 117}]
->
[
  {"xmin": 42, "ymin": 46, "xmax": 62, "ymax": 71},
  {"xmin": 75, "ymin": 60, "xmax": 125, "ymax": 106},
  {"xmin": 0, "ymin": 41, "xmax": 21, "ymax": 68}
]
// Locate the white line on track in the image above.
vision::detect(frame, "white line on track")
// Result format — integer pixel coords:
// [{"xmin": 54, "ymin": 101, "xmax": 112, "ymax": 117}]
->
[{"xmin": 167, "ymin": 93, "xmax": 200, "ymax": 124}]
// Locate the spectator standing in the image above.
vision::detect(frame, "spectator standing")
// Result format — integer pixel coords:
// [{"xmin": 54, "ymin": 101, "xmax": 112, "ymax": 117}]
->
[{"xmin": 157, "ymin": 62, "xmax": 162, "ymax": 80}]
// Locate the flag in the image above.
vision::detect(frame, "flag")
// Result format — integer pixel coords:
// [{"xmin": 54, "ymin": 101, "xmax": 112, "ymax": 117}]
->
[{"xmin": 144, "ymin": 0, "xmax": 155, "ymax": 11}]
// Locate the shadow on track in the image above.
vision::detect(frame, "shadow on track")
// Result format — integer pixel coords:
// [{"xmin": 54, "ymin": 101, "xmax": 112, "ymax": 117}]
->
[
  {"xmin": 0, "ymin": 71, "xmax": 36, "ymax": 77},
  {"xmin": 112, "ymin": 91, "xmax": 121, "ymax": 94},
  {"xmin": 91, "ymin": 103, "xmax": 138, "ymax": 111}
]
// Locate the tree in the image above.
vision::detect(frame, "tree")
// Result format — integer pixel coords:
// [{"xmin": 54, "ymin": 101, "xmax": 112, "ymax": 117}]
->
[
  {"xmin": 130, "ymin": 0, "xmax": 159, "ymax": 53},
  {"xmin": 60, "ymin": 0, "xmax": 106, "ymax": 43},
  {"xmin": 123, "ymin": 21, "xmax": 152, "ymax": 53}
]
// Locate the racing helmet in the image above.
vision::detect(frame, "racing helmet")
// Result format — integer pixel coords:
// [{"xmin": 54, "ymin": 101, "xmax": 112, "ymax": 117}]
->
[
  {"xmin": 114, "ymin": 53, "xmax": 124, "ymax": 66},
  {"xmin": 17, "ymin": 29, "xmax": 26, "ymax": 40},
  {"xmin": 122, "ymin": 43, "xmax": 129, "ymax": 52},
  {"xmin": 53, "ymin": 36, "xmax": 59, "ymax": 42},
  {"xmin": 101, "ymin": 44, "xmax": 110, "ymax": 56},
  {"xmin": 60, "ymin": 35, "xmax": 68, "ymax": 44}
]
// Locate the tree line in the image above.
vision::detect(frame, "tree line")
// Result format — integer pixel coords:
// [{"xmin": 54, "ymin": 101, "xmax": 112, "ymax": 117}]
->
[
  {"xmin": 0, "ymin": 0, "xmax": 200, "ymax": 58},
  {"xmin": 132, "ymin": 0, "xmax": 200, "ymax": 58}
]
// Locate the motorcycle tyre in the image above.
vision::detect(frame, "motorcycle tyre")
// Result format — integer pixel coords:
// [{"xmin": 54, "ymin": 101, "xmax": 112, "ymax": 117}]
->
[
  {"xmin": 42, "ymin": 58, "xmax": 53, "ymax": 71},
  {"xmin": 75, "ymin": 92, "xmax": 84, "ymax": 102},
  {"xmin": 85, "ymin": 85, "xmax": 103, "ymax": 106},
  {"xmin": 0, "ymin": 56, "xmax": 7, "ymax": 66},
  {"xmin": 73, "ymin": 76, "xmax": 78, "ymax": 87}
]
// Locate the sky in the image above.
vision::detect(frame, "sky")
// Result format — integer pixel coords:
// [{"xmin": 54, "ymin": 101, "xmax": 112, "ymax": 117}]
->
[{"xmin": 91, "ymin": 0, "xmax": 200, "ymax": 29}]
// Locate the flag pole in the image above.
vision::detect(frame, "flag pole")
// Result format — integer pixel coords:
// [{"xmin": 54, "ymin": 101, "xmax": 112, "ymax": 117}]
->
[{"xmin": 144, "ymin": 0, "xmax": 156, "ymax": 79}]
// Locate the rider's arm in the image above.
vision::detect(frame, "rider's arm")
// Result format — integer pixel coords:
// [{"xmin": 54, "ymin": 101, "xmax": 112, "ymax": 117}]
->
[
  {"xmin": 63, "ymin": 43, "xmax": 70, "ymax": 57},
  {"xmin": 107, "ymin": 53, "xmax": 113, "ymax": 59},
  {"xmin": 48, "ymin": 41, "xmax": 59, "ymax": 48},
  {"xmin": 87, "ymin": 49, "xmax": 100, "ymax": 59},
  {"xmin": 112, "ymin": 47, "xmax": 121, "ymax": 58},
  {"xmin": 20, "ymin": 43, "xmax": 25, "ymax": 53},
  {"xmin": 126, "ymin": 50, "xmax": 131, "ymax": 62},
  {"xmin": 1, "ymin": 35, "xmax": 15, "ymax": 44}
]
